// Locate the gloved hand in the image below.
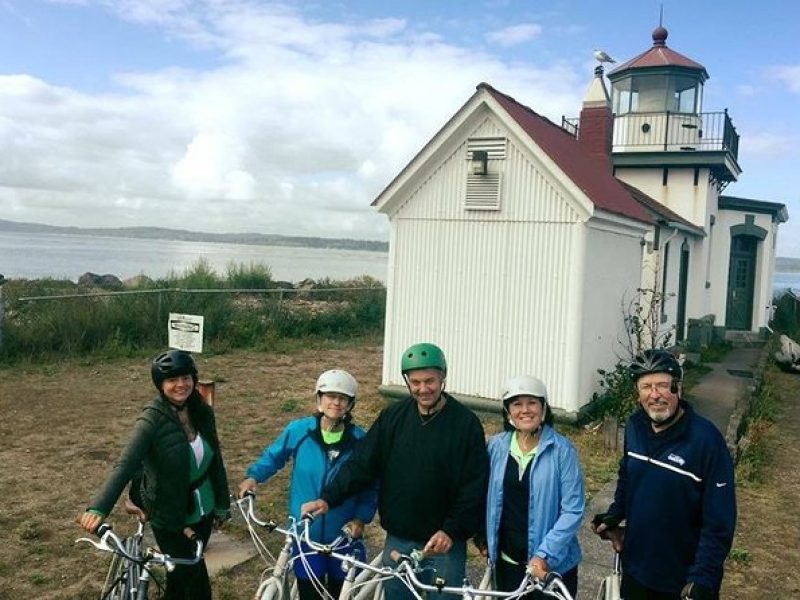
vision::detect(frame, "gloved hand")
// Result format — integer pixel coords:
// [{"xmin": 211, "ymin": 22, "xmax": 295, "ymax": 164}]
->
[
  {"xmin": 591, "ymin": 512, "xmax": 623, "ymax": 532},
  {"xmin": 591, "ymin": 513, "xmax": 625, "ymax": 552},
  {"xmin": 681, "ymin": 581, "xmax": 715, "ymax": 600}
]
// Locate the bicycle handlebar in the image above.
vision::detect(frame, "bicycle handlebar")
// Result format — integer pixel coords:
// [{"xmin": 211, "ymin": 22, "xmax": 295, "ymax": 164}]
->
[
  {"xmin": 76, "ymin": 522, "xmax": 204, "ymax": 570},
  {"xmin": 388, "ymin": 548, "xmax": 573, "ymax": 600}
]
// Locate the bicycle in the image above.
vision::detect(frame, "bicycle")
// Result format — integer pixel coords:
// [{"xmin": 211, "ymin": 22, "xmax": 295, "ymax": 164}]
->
[
  {"xmin": 387, "ymin": 549, "xmax": 573, "ymax": 600},
  {"xmin": 237, "ymin": 491, "xmax": 386, "ymax": 600},
  {"xmin": 76, "ymin": 519, "xmax": 203, "ymax": 599}
]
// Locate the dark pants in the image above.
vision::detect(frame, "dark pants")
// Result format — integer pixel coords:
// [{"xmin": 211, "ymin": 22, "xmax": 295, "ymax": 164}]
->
[
  {"xmin": 151, "ymin": 515, "xmax": 214, "ymax": 600},
  {"xmin": 621, "ymin": 573, "xmax": 718, "ymax": 600},
  {"xmin": 296, "ymin": 577, "xmax": 344, "ymax": 600},
  {"xmin": 495, "ymin": 559, "xmax": 578, "ymax": 599}
]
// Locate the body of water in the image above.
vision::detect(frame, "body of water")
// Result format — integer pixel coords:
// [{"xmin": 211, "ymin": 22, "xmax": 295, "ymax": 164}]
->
[
  {"xmin": 774, "ymin": 271, "xmax": 800, "ymax": 295},
  {"xmin": 0, "ymin": 230, "xmax": 388, "ymax": 283}
]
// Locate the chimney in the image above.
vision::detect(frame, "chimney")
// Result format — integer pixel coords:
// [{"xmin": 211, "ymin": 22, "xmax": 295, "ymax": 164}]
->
[{"xmin": 578, "ymin": 65, "xmax": 613, "ymax": 171}]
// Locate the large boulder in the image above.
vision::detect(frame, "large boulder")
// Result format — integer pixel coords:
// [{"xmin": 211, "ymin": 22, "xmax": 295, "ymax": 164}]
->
[
  {"xmin": 78, "ymin": 272, "xmax": 123, "ymax": 289},
  {"xmin": 123, "ymin": 274, "xmax": 154, "ymax": 289}
]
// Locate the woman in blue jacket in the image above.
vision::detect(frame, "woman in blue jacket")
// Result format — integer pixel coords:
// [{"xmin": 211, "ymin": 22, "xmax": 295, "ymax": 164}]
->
[
  {"xmin": 238, "ymin": 369, "xmax": 377, "ymax": 600},
  {"xmin": 484, "ymin": 375, "xmax": 585, "ymax": 598}
]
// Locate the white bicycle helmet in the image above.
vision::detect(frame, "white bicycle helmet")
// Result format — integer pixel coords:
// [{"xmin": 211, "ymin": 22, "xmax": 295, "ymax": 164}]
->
[
  {"xmin": 501, "ymin": 375, "xmax": 548, "ymax": 403},
  {"xmin": 315, "ymin": 369, "xmax": 358, "ymax": 399}
]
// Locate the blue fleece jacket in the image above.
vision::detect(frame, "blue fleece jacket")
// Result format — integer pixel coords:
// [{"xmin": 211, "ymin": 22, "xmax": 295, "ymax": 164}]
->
[
  {"xmin": 245, "ymin": 415, "xmax": 377, "ymax": 543},
  {"xmin": 608, "ymin": 403, "xmax": 736, "ymax": 594},
  {"xmin": 486, "ymin": 426, "xmax": 585, "ymax": 574}
]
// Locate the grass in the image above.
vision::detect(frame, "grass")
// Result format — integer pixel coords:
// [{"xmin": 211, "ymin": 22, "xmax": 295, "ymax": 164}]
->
[{"xmin": 0, "ymin": 262, "xmax": 385, "ymax": 362}]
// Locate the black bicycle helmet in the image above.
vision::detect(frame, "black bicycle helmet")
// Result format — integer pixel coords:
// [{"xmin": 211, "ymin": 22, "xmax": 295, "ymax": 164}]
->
[
  {"xmin": 628, "ymin": 348, "xmax": 682, "ymax": 382},
  {"xmin": 151, "ymin": 349, "xmax": 198, "ymax": 390}
]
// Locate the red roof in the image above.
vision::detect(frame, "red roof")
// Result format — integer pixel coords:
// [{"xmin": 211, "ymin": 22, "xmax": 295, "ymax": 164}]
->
[
  {"xmin": 608, "ymin": 27, "xmax": 708, "ymax": 79},
  {"xmin": 480, "ymin": 83, "xmax": 651, "ymax": 224}
]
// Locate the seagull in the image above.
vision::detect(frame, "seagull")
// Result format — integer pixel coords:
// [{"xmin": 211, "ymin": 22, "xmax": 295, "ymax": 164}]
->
[{"xmin": 593, "ymin": 49, "xmax": 616, "ymax": 64}]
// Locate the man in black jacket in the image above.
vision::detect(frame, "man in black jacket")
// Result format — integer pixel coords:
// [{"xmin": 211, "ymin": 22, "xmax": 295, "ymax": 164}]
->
[
  {"xmin": 591, "ymin": 349, "xmax": 736, "ymax": 600},
  {"xmin": 302, "ymin": 342, "xmax": 489, "ymax": 600}
]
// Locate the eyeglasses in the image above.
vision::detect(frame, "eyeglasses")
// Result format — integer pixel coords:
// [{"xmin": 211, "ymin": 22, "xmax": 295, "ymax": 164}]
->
[{"xmin": 637, "ymin": 381, "xmax": 674, "ymax": 394}]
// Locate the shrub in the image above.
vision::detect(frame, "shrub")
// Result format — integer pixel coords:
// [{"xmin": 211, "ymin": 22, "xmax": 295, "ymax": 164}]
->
[{"xmin": 0, "ymin": 263, "xmax": 386, "ymax": 362}]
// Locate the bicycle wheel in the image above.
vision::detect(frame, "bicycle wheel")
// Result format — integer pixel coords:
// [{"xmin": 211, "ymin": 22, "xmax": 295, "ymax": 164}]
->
[{"xmin": 99, "ymin": 549, "xmax": 125, "ymax": 600}]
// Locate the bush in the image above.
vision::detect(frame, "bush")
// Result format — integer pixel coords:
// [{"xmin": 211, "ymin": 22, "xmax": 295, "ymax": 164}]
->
[
  {"xmin": 0, "ymin": 262, "xmax": 386, "ymax": 362},
  {"xmin": 736, "ymin": 380, "xmax": 780, "ymax": 483},
  {"xmin": 586, "ymin": 361, "xmax": 639, "ymax": 424},
  {"xmin": 771, "ymin": 292, "xmax": 800, "ymax": 337}
]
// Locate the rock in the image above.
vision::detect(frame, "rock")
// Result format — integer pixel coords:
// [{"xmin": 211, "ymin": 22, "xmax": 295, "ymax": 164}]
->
[
  {"xmin": 78, "ymin": 272, "xmax": 123, "ymax": 289},
  {"xmin": 123, "ymin": 274, "xmax": 154, "ymax": 288}
]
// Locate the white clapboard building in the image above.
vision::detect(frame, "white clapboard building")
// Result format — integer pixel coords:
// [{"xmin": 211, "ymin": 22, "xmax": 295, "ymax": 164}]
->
[{"xmin": 373, "ymin": 26, "xmax": 787, "ymax": 417}]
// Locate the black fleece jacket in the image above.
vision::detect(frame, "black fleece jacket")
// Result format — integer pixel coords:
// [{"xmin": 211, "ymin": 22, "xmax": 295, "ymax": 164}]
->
[
  {"xmin": 90, "ymin": 392, "xmax": 230, "ymax": 532},
  {"xmin": 322, "ymin": 394, "xmax": 488, "ymax": 542}
]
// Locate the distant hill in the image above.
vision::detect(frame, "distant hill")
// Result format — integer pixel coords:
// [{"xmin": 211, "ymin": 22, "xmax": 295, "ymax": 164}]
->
[
  {"xmin": 0, "ymin": 218, "xmax": 388, "ymax": 253},
  {"xmin": 777, "ymin": 257, "xmax": 800, "ymax": 273}
]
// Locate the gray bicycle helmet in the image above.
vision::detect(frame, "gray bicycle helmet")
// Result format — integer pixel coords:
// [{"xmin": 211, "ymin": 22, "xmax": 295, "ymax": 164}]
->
[
  {"xmin": 151, "ymin": 349, "xmax": 198, "ymax": 390},
  {"xmin": 628, "ymin": 349, "xmax": 682, "ymax": 382}
]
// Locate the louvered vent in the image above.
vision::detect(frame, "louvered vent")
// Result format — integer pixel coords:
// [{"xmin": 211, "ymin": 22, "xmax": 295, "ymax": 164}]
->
[{"xmin": 465, "ymin": 137, "xmax": 506, "ymax": 210}]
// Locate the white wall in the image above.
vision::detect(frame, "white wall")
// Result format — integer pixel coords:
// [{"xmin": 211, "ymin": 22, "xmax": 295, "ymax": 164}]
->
[
  {"xmin": 578, "ymin": 218, "xmax": 647, "ymax": 406},
  {"xmin": 615, "ymin": 167, "xmax": 712, "ymax": 227}
]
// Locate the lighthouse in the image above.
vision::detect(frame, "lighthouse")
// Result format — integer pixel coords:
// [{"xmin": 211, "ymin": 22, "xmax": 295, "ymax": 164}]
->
[{"xmin": 603, "ymin": 26, "xmax": 786, "ymax": 338}]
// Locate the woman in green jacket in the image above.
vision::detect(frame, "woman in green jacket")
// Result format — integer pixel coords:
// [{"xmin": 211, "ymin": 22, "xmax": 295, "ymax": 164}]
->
[{"xmin": 78, "ymin": 350, "xmax": 230, "ymax": 599}]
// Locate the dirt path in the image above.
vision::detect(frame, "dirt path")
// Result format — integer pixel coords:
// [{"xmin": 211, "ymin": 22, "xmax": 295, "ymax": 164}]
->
[
  {"xmin": 1, "ymin": 350, "xmax": 798, "ymax": 598},
  {"xmin": 721, "ymin": 367, "xmax": 800, "ymax": 598}
]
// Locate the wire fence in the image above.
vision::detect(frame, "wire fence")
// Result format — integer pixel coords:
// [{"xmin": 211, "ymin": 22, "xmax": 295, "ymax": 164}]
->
[{"xmin": 0, "ymin": 283, "xmax": 386, "ymax": 360}]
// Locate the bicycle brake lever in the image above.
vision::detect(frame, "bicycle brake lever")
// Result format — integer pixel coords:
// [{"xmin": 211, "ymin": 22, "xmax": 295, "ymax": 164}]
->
[{"xmin": 75, "ymin": 536, "xmax": 107, "ymax": 550}]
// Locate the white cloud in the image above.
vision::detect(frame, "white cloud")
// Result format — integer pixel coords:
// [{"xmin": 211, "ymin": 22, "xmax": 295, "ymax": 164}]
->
[
  {"xmin": 3, "ymin": 1, "xmax": 584, "ymax": 239},
  {"xmin": 768, "ymin": 65, "xmax": 800, "ymax": 94},
  {"xmin": 485, "ymin": 23, "xmax": 543, "ymax": 47},
  {"xmin": 738, "ymin": 131, "xmax": 798, "ymax": 158}
]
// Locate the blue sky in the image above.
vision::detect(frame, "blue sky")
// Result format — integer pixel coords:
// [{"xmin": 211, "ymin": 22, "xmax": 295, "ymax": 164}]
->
[{"xmin": 1, "ymin": 0, "xmax": 798, "ymax": 256}]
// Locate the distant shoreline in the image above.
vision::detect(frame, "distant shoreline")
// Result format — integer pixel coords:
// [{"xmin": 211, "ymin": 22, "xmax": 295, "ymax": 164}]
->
[{"xmin": 0, "ymin": 218, "xmax": 388, "ymax": 253}]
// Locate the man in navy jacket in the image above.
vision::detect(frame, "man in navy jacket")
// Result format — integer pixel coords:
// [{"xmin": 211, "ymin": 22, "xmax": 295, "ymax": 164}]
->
[{"xmin": 592, "ymin": 349, "xmax": 736, "ymax": 600}]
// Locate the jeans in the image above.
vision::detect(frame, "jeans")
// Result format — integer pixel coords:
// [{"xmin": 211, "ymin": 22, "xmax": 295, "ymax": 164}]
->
[
  {"xmin": 151, "ymin": 515, "xmax": 213, "ymax": 600},
  {"xmin": 382, "ymin": 533, "xmax": 467, "ymax": 600}
]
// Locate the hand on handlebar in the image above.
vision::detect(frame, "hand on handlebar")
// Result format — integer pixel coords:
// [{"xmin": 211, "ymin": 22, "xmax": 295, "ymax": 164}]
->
[
  {"xmin": 343, "ymin": 518, "xmax": 364, "ymax": 539},
  {"xmin": 529, "ymin": 556, "xmax": 550, "ymax": 581},
  {"xmin": 423, "ymin": 530, "xmax": 452, "ymax": 555},
  {"xmin": 238, "ymin": 478, "xmax": 258, "ymax": 499},
  {"xmin": 123, "ymin": 498, "xmax": 149, "ymax": 523},
  {"xmin": 300, "ymin": 498, "xmax": 329, "ymax": 518},
  {"xmin": 591, "ymin": 512, "xmax": 625, "ymax": 552},
  {"xmin": 77, "ymin": 511, "xmax": 103, "ymax": 535}
]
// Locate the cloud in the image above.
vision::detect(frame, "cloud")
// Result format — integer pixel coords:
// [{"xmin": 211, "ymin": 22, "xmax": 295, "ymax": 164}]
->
[
  {"xmin": 767, "ymin": 65, "xmax": 800, "ymax": 94},
  {"xmin": 4, "ymin": 1, "xmax": 583, "ymax": 239},
  {"xmin": 738, "ymin": 131, "xmax": 798, "ymax": 158},
  {"xmin": 485, "ymin": 23, "xmax": 543, "ymax": 47}
]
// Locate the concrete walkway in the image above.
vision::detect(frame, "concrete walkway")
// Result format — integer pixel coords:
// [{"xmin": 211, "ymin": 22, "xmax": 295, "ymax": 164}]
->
[{"xmin": 576, "ymin": 346, "xmax": 763, "ymax": 599}]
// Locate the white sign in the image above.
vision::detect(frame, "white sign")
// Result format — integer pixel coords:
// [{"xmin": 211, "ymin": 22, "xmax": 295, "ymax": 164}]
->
[{"xmin": 168, "ymin": 312, "xmax": 204, "ymax": 353}]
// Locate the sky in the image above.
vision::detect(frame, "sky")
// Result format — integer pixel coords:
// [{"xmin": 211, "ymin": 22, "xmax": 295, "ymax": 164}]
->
[{"xmin": 1, "ymin": 0, "xmax": 798, "ymax": 256}]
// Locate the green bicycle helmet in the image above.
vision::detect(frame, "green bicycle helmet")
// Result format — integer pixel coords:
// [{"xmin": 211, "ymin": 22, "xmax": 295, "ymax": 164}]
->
[{"xmin": 401, "ymin": 342, "xmax": 447, "ymax": 375}]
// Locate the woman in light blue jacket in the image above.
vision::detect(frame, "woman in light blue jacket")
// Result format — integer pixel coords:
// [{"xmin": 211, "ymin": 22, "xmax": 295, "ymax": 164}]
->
[
  {"xmin": 485, "ymin": 375, "xmax": 585, "ymax": 598},
  {"xmin": 238, "ymin": 370, "xmax": 377, "ymax": 600}
]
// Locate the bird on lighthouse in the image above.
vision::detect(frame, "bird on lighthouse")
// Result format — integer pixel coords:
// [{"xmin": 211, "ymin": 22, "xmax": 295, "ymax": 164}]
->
[{"xmin": 593, "ymin": 49, "xmax": 616, "ymax": 64}]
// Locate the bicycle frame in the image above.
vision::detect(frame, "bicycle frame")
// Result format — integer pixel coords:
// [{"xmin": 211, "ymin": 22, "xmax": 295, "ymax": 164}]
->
[
  {"xmin": 238, "ymin": 493, "xmax": 388, "ymax": 600},
  {"xmin": 77, "ymin": 521, "xmax": 203, "ymax": 600}
]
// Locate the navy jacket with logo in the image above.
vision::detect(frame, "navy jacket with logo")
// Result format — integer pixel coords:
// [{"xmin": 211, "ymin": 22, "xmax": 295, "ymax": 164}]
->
[{"xmin": 607, "ymin": 402, "xmax": 736, "ymax": 594}]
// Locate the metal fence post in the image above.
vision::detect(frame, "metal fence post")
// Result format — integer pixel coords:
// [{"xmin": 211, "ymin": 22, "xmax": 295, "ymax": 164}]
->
[{"xmin": 0, "ymin": 279, "xmax": 5, "ymax": 349}]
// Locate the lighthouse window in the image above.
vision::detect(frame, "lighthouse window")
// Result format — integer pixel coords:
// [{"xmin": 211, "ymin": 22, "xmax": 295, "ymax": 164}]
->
[{"xmin": 670, "ymin": 75, "xmax": 700, "ymax": 114}]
